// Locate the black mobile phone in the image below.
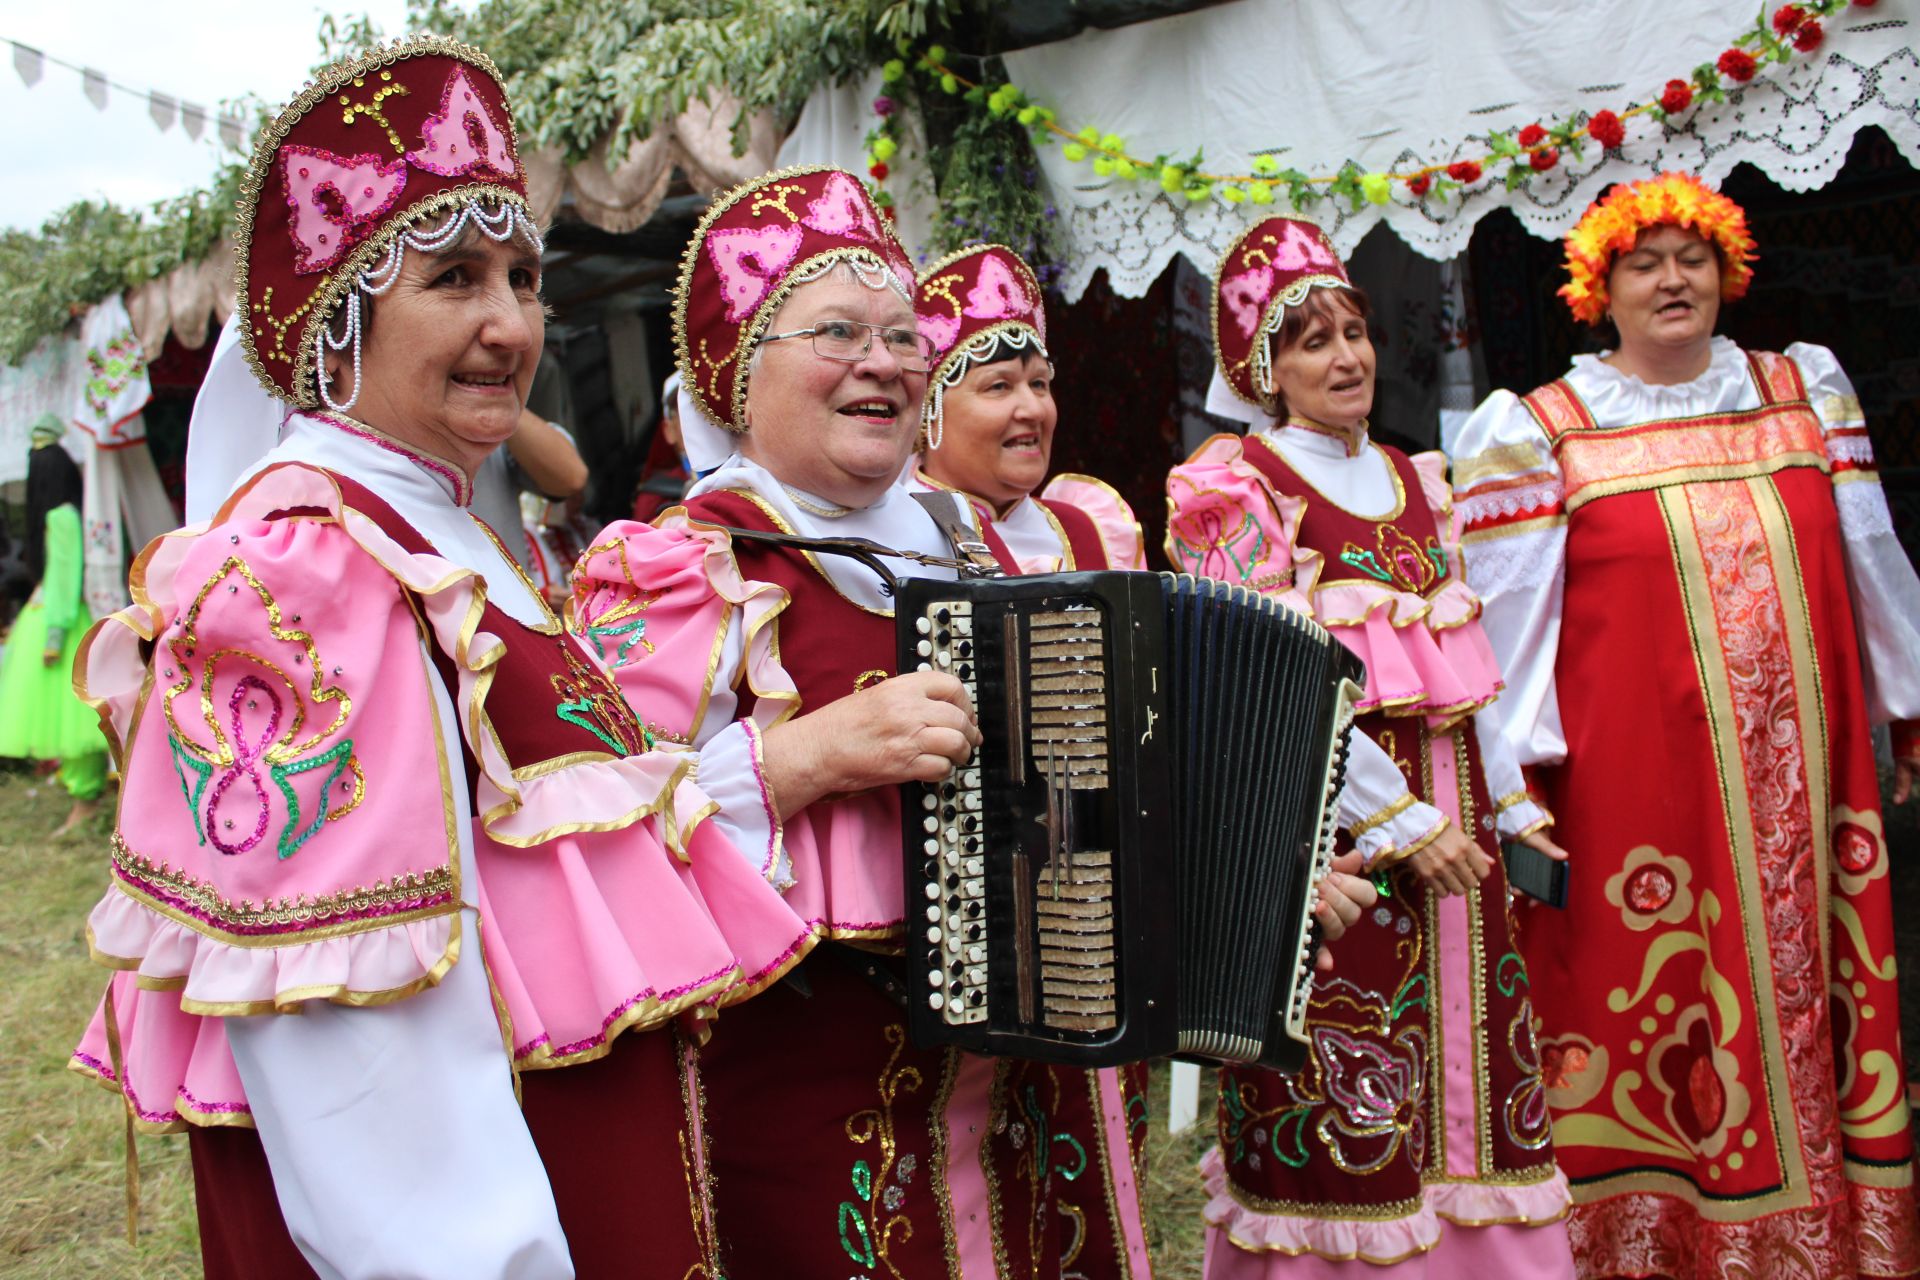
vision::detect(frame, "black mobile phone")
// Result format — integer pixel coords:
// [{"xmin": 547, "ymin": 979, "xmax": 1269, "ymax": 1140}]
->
[{"xmin": 1502, "ymin": 840, "xmax": 1568, "ymax": 909}]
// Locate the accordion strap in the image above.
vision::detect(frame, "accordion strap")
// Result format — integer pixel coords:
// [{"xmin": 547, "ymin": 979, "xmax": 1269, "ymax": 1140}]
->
[
  {"xmin": 911, "ymin": 492, "xmax": 1006, "ymax": 576},
  {"xmin": 701, "ymin": 523, "xmax": 1000, "ymax": 598}
]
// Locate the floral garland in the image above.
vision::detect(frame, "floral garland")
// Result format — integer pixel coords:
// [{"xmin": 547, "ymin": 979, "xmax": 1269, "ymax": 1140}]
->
[{"xmin": 862, "ymin": 0, "xmax": 1873, "ymax": 218}]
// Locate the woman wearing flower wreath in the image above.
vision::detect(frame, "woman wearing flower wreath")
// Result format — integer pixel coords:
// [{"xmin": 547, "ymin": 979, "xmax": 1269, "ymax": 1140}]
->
[
  {"xmin": 1164, "ymin": 214, "xmax": 1576, "ymax": 1278},
  {"xmin": 570, "ymin": 168, "xmax": 1377, "ymax": 1277},
  {"xmin": 67, "ymin": 40, "xmax": 817, "ymax": 1279},
  {"xmin": 906, "ymin": 240, "xmax": 1155, "ymax": 1274},
  {"xmin": 1452, "ymin": 171, "xmax": 1920, "ymax": 1279},
  {"xmin": 906, "ymin": 241, "xmax": 1147, "ymax": 577}
]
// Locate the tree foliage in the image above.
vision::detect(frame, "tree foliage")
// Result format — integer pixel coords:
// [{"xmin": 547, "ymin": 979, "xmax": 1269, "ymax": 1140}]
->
[{"xmin": 0, "ymin": 0, "xmax": 958, "ymax": 364}]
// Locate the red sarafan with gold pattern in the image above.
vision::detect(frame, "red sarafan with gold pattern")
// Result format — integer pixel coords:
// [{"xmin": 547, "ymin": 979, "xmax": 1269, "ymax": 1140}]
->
[
  {"xmin": 1468, "ymin": 349, "xmax": 1920, "ymax": 1279},
  {"xmin": 234, "ymin": 38, "xmax": 529, "ymax": 408}
]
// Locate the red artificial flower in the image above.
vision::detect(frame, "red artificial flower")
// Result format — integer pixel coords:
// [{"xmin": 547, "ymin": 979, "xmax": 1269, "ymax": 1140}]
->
[
  {"xmin": 1529, "ymin": 147, "xmax": 1560, "ymax": 172},
  {"xmin": 1661, "ymin": 79, "xmax": 1694, "ymax": 113},
  {"xmin": 1517, "ymin": 123, "xmax": 1547, "ymax": 148},
  {"xmin": 1447, "ymin": 159, "xmax": 1483, "ymax": 183},
  {"xmin": 1853, "ymin": 0, "xmax": 1878, "ymax": 7},
  {"xmin": 869, "ymin": 162, "xmax": 890, "ymax": 180},
  {"xmin": 1793, "ymin": 19, "xmax": 1824, "ymax": 51},
  {"xmin": 1718, "ymin": 48, "xmax": 1758, "ymax": 82},
  {"xmin": 1589, "ymin": 109, "xmax": 1626, "ymax": 150},
  {"xmin": 1408, "ymin": 174, "xmax": 1432, "ymax": 196},
  {"xmin": 1771, "ymin": 4, "xmax": 1805, "ymax": 35}
]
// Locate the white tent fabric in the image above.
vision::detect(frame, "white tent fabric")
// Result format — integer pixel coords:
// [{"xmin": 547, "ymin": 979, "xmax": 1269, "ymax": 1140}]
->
[
  {"xmin": 0, "ymin": 304, "xmax": 173, "ymax": 617},
  {"xmin": 784, "ymin": 0, "xmax": 1919, "ymax": 300}
]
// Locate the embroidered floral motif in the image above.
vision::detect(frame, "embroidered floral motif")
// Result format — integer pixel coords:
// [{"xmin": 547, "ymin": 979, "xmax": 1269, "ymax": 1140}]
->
[
  {"xmin": 571, "ymin": 575, "xmax": 662, "ymax": 669},
  {"xmin": 838, "ymin": 1024, "xmax": 922, "ymax": 1280},
  {"xmin": 1339, "ymin": 522, "xmax": 1446, "ymax": 594},
  {"xmin": 84, "ymin": 330, "xmax": 147, "ymax": 416},
  {"xmin": 163, "ymin": 558, "xmax": 365, "ymax": 858},
  {"xmin": 1538, "ymin": 1032, "xmax": 1609, "ymax": 1111},
  {"xmin": 1309, "ymin": 1024, "xmax": 1430, "ymax": 1175},
  {"xmin": 1505, "ymin": 997, "xmax": 1553, "ymax": 1150},
  {"xmin": 1831, "ymin": 805, "xmax": 1889, "ymax": 894},
  {"xmin": 550, "ymin": 642, "xmax": 652, "ymax": 754},
  {"xmin": 1603, "ymin": 844, "xmax": 1696, "ymax": 931},
  {"xmin": 1166, "ymin": 503, "xmax": 1275, "ymax": 586},
  {"xmin": 1647, "ymin": 1005, "xmax": 1753, "ymax": 1157}
]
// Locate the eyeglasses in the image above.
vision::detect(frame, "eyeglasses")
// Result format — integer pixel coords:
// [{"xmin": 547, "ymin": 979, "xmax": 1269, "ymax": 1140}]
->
[{"xmin": 756, "ymin": 320, "xmax": 937, "ymax": 373}]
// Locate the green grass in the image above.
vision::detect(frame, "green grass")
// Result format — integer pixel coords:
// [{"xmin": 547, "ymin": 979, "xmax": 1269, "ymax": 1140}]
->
[
  {"xmin": 0, "ymin": 768, "xmax": 199, "ymax": 1278},
  {"xmin": 0, "ymin": 766, "xmax": 1215, "ymax": 1277}
]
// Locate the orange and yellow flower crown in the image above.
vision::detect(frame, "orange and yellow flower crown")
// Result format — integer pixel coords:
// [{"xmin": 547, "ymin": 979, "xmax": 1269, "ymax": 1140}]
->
[{"xmin": 1558, "ymin": 172, "xmax": 1756, "ymax": 326}]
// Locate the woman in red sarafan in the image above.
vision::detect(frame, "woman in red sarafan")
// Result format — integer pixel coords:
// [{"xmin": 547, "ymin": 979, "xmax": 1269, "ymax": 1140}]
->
[
  {"xmin": 1453, "ymin": 171, "xmax": 1920, "ymax": 1279},
  {"xmin": 1166, "ymin": 215, "xmax": 1576, "ymax": 1278}
]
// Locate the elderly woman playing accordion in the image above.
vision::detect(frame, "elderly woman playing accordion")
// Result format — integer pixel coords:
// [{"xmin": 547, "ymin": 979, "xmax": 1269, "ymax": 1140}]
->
[
  {"xmin": 572, "ymin": 167, "xmax": 1378, "ymax": 1276},
  {"xmin": 69, "ymin": 40, "xmax": 814, "ymax": 1279}
]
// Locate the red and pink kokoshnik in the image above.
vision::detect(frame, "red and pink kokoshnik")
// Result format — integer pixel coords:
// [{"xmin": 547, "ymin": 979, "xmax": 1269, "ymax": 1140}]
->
[
  {"xmin": 672, "ymin": 165, "xmax": 916, "ymax": 433},
  {"xmin": 1212, "ymin": 215, "xmax": 1351, "ymax": 411},
  {"xmin": 915, "ymin": 242, "xmax": 1048, "ymax": 381},
  {"xmin": 236, "ymin": 38, "xmax": 529, "ymax": 408}
]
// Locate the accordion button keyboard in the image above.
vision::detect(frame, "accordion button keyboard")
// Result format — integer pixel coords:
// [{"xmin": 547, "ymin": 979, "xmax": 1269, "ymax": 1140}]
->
[{"xmin": 912, "ymin": 598, "xmax": 989, "ymax": 1026}]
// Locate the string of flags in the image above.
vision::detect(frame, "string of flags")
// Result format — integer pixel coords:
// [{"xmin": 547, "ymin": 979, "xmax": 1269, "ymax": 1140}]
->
[{"xmin": 8, "ymin": 37, "xmax": 247, "ymax": 149}]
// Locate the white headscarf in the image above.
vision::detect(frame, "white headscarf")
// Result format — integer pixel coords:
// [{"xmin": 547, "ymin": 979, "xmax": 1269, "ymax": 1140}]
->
[{"xmin": 184, "ymin": 314, "xmax": 292, "ymax": 523}]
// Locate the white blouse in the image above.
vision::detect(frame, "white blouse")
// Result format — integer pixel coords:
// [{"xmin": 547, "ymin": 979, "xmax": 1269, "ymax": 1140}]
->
[{"xmin": 1453, "ymin": 337, "xmax": 1920, "ymax": 770}]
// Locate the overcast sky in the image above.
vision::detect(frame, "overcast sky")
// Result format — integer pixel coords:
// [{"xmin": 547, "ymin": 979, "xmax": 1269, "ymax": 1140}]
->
[{"xmin": 2, "ymin": 1, "xmax": 413, "ymax": 231}]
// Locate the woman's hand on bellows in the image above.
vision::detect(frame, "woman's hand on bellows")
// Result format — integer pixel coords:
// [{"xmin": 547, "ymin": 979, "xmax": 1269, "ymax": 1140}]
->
[
  {"xmin": 1407, "ymin": 822, "xmax": 1491, "ymax": 897},
  {"xmin": 760, "ymin": 671, "xmax": 982, "ymax": 819},
  {"xmin": 1312, "ymin": 850, "xmax": 1376, "ymax": 971}
]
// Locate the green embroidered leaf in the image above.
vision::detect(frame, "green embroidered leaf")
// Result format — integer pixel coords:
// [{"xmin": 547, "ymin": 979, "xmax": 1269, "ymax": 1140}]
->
[
  {"xmin": 1271, "ymin": 1107, "xmax": 1315, "ymax": 1168},
  {"xmin": 167, "ymin": 735, "xmax": 213, "ymax": 847},
  {"xmin": 271, "ymin": 738, "xmax": 358, "ymax": 860},
  {"xmin": 1391, "ymin": 972, "xmax": 1429, "ymax": 1019},
  {"xmin": 1496, "ymin": 950, "xmax": 1531, "ymax": 997},
  {"xmin": 1051, "ymin": 1132, "xmax": 1087, "ymax": 1181},
  {"xmin": 837, "ymin": 1201, "xmax": 876, "ymax": 1267},
  {"xmin": 554, "ymin": 699, "xmax": 631, "ymax": 754}
]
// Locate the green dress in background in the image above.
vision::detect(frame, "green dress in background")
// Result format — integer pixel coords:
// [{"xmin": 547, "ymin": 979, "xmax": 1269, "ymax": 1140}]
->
[{"xmin": 0, "ymin": 504, "xmax": 107, "ymax": 797}]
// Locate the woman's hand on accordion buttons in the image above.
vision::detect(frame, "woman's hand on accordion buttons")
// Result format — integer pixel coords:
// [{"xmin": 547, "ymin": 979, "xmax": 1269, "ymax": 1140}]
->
[
  {"xmin": 760, "ymin": 671, "xmax": 982, "ymax": 819},
  {"xmin": 1408, "ymin": 822, "xmax": 1492, "ymax": 897},
  {"xmin": 1312, "ymin": 851, "xmax": 1376, "ymax": 971}
]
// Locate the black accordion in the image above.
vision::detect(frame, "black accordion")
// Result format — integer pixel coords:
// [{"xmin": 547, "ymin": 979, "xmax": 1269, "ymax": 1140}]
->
[{"xmin": 899, "ymin": 571, "xmax": 1364, "ymax": 1072}]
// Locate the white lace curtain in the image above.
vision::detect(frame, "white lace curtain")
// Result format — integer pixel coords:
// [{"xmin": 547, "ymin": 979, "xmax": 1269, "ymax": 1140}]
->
[{"xmin": 786, "ymin": 0, "xmax": 1920, "ymax": 301}]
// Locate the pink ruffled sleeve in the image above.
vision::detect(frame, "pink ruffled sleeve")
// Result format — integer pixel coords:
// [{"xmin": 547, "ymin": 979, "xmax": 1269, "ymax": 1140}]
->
[
  {"xmin": 1163, "ymin": 434, "xmax": 1313, "ymax": 614},
  {"xmin": 83, "ymin": 509, "xmax": 463, "ymax": 1018},
  {"xmin": 1041, "ymin": 473, "xmax": 1148, "ymax": 571}
]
